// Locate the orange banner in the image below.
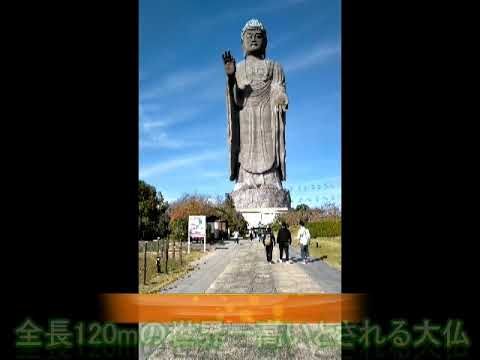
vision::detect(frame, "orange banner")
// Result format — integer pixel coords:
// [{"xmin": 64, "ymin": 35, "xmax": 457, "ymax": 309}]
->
[{"xmin": 100, "ymin": 294, "xmax": 366, "ymax": 323}]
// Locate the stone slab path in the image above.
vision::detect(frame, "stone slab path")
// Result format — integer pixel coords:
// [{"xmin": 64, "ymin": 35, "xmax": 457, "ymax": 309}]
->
[
  {"xmin": 146, "ymin": 240, "xmax": 341, "ymax": 359},
  {"xmin": 160, "ymin": 239, "xmax": 340, "ymax": 294}
]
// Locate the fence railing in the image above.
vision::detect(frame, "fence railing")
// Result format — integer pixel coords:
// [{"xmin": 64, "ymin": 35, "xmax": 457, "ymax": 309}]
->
[
  {"xmin": 138, "ymin": 238, "xmax": 227, "ymax": 286},
  {"xmin": 139, "ymin": 238, "xmax": 192, "ymax": 286}
]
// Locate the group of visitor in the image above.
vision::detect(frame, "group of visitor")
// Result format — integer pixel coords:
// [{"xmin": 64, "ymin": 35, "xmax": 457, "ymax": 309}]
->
[{"xmin": 261, "ymin": 221, "xmax": 311, "ymax": 264}]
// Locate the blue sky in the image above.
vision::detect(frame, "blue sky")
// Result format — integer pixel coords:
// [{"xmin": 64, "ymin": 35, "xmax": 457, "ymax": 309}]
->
[{"xmin": 139, "ymin": 0, "xmax": 341, "ymax": 208}]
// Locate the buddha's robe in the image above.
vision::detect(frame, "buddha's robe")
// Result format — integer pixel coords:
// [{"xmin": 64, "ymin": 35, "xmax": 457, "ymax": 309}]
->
[{"xmin": 226, "ymin": 58, "xmax": 287, "ymax": 186}]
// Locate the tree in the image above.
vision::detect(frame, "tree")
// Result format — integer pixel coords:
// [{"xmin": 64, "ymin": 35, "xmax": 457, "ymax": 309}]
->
[
  {"xmin": 295, "ymin": 203, "xmax": 310, "ymax": 211},
  {"xmin": 168, "ymin": 194, "xmax": 217, "ymax": 222},
  {"xmin": 170, "ymin": 218, "xmax": 188, "ymax": 263},
  {"xmin": 320, "ymin": 202, "xmax": 341, "ymax": 218},
  {"xmin": 166, "ymin": 193, "xmax": 247, "ymax": 243},
  {"xmin": 138, "ymin": 180, "xmax": 169, "ymax": 240},
  {"xmin": 156, "ymin": 192, "xmax": 170, "ymax": 239},
  {"xmin": 218, "ymin": 195, "xmax": 248, "ymax": 236}
]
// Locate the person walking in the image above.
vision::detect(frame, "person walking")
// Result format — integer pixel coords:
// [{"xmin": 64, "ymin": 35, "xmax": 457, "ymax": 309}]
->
[
  {"xmin": 233, "ymin": 230, "xmax": 240, "ymax": 244},
  {"xmin": 277, "ymin": 221, "xmax": 292, "ymax": 263},
  {"xmin": 263, "ymin": 227, "xmax": 275, "ymax": 264},
  {"xmin": 298, "ymin": 220, "xmax": 311, "ymax": 264}
]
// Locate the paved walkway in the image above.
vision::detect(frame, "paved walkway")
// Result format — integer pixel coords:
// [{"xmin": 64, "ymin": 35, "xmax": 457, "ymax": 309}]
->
[{"xmin": 160, "ymin": 239, "xmax": 340, "ymax": 294}]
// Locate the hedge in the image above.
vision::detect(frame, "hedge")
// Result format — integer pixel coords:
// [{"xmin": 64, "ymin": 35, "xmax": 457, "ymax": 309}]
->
[
  {"xmin": 306, "ymin": 220, "xmax": 341, "ymax": 238},
  {"xmin": 271, "ymin": 218, "xmax": 341, "ymax": 238}
]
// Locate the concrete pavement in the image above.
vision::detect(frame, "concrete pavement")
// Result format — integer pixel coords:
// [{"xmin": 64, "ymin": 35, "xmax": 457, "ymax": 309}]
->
[{"xmin": 159, "ymin": 239, "xmax": 340, "ymax": 294}]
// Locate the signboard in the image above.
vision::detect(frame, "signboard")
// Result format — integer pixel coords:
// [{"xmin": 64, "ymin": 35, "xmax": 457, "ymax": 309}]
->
[
  {"xmin": 188, "ymin": 215, "xmax": 206, "ymax": 238},
  {"xmin": 188, "ymin": 215, "xmax": 206, "ymax": 253}
]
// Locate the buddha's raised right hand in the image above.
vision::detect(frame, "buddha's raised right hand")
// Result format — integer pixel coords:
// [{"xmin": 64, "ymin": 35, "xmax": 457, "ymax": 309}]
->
[{"xmin": 222, "ymin": 50, "xmax": 236, "ymax": 78}]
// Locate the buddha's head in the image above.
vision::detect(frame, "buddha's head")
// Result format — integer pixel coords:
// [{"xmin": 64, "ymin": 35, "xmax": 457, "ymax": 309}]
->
[{"xmin": 241, "ymin": 19, "xmax": 267, "ymax": 58}]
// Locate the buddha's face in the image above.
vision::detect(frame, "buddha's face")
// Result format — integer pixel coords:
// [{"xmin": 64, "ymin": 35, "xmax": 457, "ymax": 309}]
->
[{"xmin": 242, "ymin": 28, "xmax": 266, "ymax": 55}]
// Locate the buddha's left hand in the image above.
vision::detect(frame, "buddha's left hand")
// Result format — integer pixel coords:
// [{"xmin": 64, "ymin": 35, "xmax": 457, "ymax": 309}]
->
[{"xmin": 274, "ymin": 93, "xmax": 289, "ymax": 112}]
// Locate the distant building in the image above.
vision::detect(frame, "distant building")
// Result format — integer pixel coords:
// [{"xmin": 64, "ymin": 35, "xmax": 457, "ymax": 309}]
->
[{"xmin": 206, "ymin": 215, "xmax": 228, "ymax": 240}]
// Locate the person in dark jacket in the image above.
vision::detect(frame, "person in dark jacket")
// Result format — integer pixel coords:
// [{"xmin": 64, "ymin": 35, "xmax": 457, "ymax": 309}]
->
[
  {"xmin": 277, "ymin": 221, "xmax": 292, "ymax": 263},
  {"xmin": 262, "ymin": 227, "xmax": 276, "ymax": 263}
]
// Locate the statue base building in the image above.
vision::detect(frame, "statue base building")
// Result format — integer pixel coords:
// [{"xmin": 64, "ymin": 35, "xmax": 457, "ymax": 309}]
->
[
  {"xmin": 237, "ymin": 207, "xmax": 289, "ymax": 229},
  {"xmin": 230, "ymin": 187, "xmax": 291, "ymax": 228},
  {"xmin": 230, "ymin": 187, "xmax": 291, "ymax": 209}
]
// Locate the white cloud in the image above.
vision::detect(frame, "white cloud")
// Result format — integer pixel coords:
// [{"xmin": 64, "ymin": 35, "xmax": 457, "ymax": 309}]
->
[
  {"xmin": 196, "ymin": 0, "xmax": 311, "ymax": 29},
  {"xmin": 283, "ymin": 44, "xmax": 340, "ymax": 73},
  {"xmin": 140, "ymin": 131, "xmax": 205, "ymax": 150},
  {"xmin": 139, "ymin": 102, "xmax": 162, "ymax": 113},
  {"xmin": 140, "ymin": 106, "xmax": 207, "ymax": 131},
  {"xmin": 202, "ymin": 171, "xmax": 226, "ymax": 178},
  {"xmin": 142, "ymin": 121, "xmax": 167, "ymax": 130},
  {"xmin": 140, "ymin": 150, "xmax": 225, "ymax": 179},
  {"xmin": 141, "ymin": 65, "xmax": 219, "ymax": 100},
  {"xmin": 269, "ymin": 21, "xmax": 322, "ymax": 50}
]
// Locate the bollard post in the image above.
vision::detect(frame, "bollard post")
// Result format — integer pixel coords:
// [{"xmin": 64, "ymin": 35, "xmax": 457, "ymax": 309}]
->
[
  {"xmin": 143, "ymin": 241, "xmax": 147, "ymax": 285},
  {"xmin": 156, "ymin": 239, "xmax": 161, "ymax": 273}
]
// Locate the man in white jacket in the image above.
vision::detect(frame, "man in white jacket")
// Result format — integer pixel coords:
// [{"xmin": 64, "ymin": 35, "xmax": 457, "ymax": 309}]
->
[
  {"xmin": 298, "ymin": 220, "xmax": 311, "ymax": 264},
  {"xmin": 233, "ymin": 230, "xmax": 239, "ymax": 244}
]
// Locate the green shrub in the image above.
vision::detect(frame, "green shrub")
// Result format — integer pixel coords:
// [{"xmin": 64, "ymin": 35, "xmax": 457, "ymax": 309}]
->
[
  {"xmin": 306, "ymin": 220, "xmax": 341, "ymax": 238},
  {"xmin": 171, "ymin": 218, "xmax": 188, "ymax": 241},
  {"xmin": 271, "ymin": 222, "xmax": 281, "ymax": 233}
]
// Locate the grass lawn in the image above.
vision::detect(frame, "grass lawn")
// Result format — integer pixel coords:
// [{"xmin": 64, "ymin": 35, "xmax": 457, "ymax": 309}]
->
[
  {"xmin": 281, "ymin": 226, "xmax": 341, "ymax": 271},
  {"xmin": 307, "ymin": 236, "xmax": 341, "ymax": 271},
  {"xmin": 141, "ymin": 322, "xmax": 341, "ymax": 359},
  {"xmin": 139, "ymin": 249, "xmax": 208, "ymax": 294}
]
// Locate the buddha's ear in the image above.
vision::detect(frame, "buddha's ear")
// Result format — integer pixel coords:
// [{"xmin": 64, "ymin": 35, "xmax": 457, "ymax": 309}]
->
[{"xmin": 241, "ymin": 39, "xmax": 246, "ymax": 56}]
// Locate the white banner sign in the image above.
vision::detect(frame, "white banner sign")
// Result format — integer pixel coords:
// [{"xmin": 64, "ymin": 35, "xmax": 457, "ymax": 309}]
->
[{"xmin": 188, "ymin": 215, "xmax": 207, "ymax": 253}]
